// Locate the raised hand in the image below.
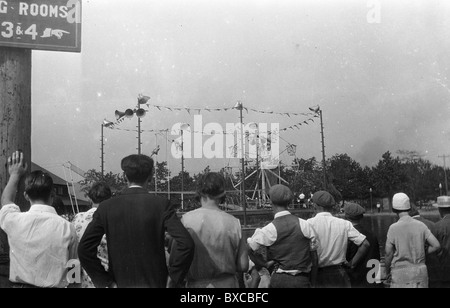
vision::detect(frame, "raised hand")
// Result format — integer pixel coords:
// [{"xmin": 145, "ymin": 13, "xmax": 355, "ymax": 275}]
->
[{"xmin": 7, "ymin": 150, "xmax": 27, "ymax": 177}]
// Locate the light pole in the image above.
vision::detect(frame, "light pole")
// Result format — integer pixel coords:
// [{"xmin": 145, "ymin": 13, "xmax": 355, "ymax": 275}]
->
[
  {"xmin": 440, "ymin": 183, "xmax": 443, "ymax": 196},
  {"xmin": 309, "ymin": 105, "xmax": 327, "ymax": 189},
  {"xmin": 234, "ymin": 101, "xmax": 247, "ymax": 226},
  {"xmin": 101, "ymin": 120, "xmax": 114, "ymax": 177},
  {"xmin": 370, "ymin": 187, "xmax": 373, "ymax": 213},
  {"xmin": 180, "ymin": 123, "xmax": 190, "ymax": 210},
  {"xmin": 115, "ymin": 95, "xmax": 150, "ymax": 155},
  {"xmin": 438, "ymin": 155, "xmax": 449, "ymax": 195}
]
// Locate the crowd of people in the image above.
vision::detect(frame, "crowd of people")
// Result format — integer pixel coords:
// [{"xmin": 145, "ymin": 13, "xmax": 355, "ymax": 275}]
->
[{"xmin": 0, "ymin": 150, "xmax": 449, "ymax": 288}]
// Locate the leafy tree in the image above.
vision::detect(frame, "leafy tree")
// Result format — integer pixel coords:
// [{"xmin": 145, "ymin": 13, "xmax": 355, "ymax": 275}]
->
[
  {"xmin": 79, "ymin": 169, "xmax": 127, "ymax": 197},
  {"xmin": 372, "ymin": 151, "xmax": 407, "ymax": 207},
  {"xmin": 327, "ymin": 154, "xmax": 364, "ymax": 201}
]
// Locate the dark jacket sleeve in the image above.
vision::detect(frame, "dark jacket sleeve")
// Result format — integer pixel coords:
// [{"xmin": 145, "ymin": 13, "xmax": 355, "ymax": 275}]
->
[
  {"xmin": 164, "ymin": 203, "xmax": 194, "ymax": 286},
  {"xmin": 78, "ymin": 208, "xmax": 114, "ymax": 288}
]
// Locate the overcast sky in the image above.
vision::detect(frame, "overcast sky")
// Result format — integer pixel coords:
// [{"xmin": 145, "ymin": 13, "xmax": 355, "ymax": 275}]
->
[{"xmin": 31, "ymin": 0, "xmax": 450, "ymax": 181}]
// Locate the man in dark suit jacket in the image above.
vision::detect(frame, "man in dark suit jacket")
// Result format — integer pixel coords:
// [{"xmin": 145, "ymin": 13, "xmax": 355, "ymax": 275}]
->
[{"xmin": 78, "ymin": 154, "xmax": 194, "ymax": 288}]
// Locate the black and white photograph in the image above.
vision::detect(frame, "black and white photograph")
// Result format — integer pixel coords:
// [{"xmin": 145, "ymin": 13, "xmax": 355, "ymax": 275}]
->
[{"xmin": 0, "ymin": 0, "xmax": 449, "ymax": 295}]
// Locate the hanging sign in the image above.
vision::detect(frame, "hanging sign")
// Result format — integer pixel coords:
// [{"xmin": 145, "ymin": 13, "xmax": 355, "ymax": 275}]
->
[{"xmin": 0, "ymin": 0, "xmax": 81, "ymax": 52}]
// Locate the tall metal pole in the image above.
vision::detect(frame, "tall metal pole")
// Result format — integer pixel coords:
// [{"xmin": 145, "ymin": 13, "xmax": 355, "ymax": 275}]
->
[
  {"xmin": 154, "ymin": 133, "xmax": 158, "ymax": 194},
  {"xmin": 319, "ymin": 108, "xmax": 327, "ymax": 189},
  {"xmin": 166, "ymin": 130, "xmax": 171, "ymax": 200},
  {"xmin": 439, "ymin": 155, "xmax": 449, "ymax": 195},
  {"xmin": 181, "ymin": 130, "xmax": 184, "ymax": 210},
  {"xmin": 137, "ymin": 117, "xmax": 142, "ymax": 155},
  {"xmin": 239, "ymin": 103, "xmax": 247, "ymax": 226},
  {"xmin": 370, "ymin": 188, "xmax": 373, "ymax": 213},
  {"xmin": 101, "ymin": 124, "xmax": 105, "ymax": 177}
]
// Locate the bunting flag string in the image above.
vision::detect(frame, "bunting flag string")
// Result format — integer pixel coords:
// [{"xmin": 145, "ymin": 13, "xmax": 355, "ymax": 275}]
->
[
  {"xmin": 108, "ymin": 117, "xmax": 316, "ymax": 134},
  {"xmin": 141, "ymin": 103, "xmax": 316, "ymax": 118}
]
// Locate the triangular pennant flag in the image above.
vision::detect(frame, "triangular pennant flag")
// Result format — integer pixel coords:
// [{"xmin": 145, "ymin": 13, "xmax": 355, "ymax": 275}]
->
[{"xmin": 138, "ymin": 95, "xmax": 151, "ymax": 105}]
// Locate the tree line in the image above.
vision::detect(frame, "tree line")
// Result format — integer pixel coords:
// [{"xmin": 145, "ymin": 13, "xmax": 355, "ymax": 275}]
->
[{"xmin": 79, "ymin": 150, "xmax": 449, "ymax": 210}]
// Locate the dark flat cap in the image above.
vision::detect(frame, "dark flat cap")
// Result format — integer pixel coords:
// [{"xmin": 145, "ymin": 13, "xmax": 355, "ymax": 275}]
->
[
  {"xmin": 269, "ymin": 184, "xmax": 294, "ymax": 206},
  {"xmin": 311, "ymin": 191, "xmax": 335, "ymax": 208},
  {"xmin": 343, "ymin": 202, "xmax": 365, "ymax": 218}
]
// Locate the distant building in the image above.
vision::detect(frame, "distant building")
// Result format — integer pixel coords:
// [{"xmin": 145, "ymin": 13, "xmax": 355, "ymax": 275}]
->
[{"xmin": 31, "ymin": 162, "xmax": 91, "ymax": 215}]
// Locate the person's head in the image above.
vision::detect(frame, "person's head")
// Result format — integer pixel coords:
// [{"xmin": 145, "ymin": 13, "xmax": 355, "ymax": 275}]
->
[
  {"xmin": 311, "ymin": 190, "xmax": 336, "ymax": 212},
  {"xmin": 121, "ymin": 154, "xmax": 154, "ymax": 186},
  {"xmin": 268, "ymin": 184, "xmax": 294, "ymax": 210},
  {"xmin": 343, "ymin": 202, "xmax": 365, "ymax": 222},
  {"xmin": 88, "ymin": 182, "xmax": 112, "ymax": 206},
  {"xmin": 24, "ymin": 171, "xmax": 54, "ymax": 204},
  {"xmin": 392, "ymin": 192, "xmax": 411, "ymax": 215},
  {"xmin": 433, "ymin": 196, "xmax": 450, "ymax": 218},
  {"xmin": 195, "ymin": 172, "xmax": 226, "ymax": 205}
]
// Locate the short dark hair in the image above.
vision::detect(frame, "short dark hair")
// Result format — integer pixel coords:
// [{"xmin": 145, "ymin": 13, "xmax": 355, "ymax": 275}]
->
[
  {"xmin": 88, "ymin": 182, "xmax": 112, "ymax": 204},
  {"xmin": 24, "ymin": 171, "xmax": 54, "ymax": 201},
  {"xmin": 121, "ymin": 154, "xmax": 154, "ymax": 184},
  {"xmin": 196, "ymin": 172, "xmax": 226, "ymax": 203}
]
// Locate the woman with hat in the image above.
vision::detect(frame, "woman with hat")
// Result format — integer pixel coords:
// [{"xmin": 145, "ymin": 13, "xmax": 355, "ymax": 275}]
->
[{"xmin": 180, "ymin": 172, "xmax": 248, "ymax": 288}]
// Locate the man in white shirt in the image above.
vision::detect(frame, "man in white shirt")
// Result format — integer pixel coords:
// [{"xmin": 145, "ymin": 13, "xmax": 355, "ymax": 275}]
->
[
  {"xmin": 248, "ymin": 184, "xmax": 319, "ymax": 288},
  {"xmin": 0, "ymin": 151, "xmax": 78, "ymax": 288},
  {"xmin": 307, "ymin": 190, "xmax": 370, "ymax": 288}
]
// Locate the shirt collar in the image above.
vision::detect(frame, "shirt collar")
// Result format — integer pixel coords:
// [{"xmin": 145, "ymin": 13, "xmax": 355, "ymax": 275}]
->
[
  {"xmin": 29, "ymin": 204, "xmax": 57, "ymax": 215},
  {"xmin": 315, "ymin": 212, "xmax": 333, "ymax": 217},
  {"xmin": 274, "ymin": 210, "xmax": 291, "ymax": 219},
  {"xmin": 399, "ymin": 215, "xmax": 413, "ymax": 221}
]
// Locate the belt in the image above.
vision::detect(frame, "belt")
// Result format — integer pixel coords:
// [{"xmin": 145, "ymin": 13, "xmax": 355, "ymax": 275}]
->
[
  {"xmin": 12, "ymin": 283, "xmax": 43, "ymax": 289},
  {"xmin": 275, "ymin": 271, "xmax": 310, "ymax": 277},
  {"xmin": 318, "ymin": 264, "xmax": 344, "ymax": 271}
]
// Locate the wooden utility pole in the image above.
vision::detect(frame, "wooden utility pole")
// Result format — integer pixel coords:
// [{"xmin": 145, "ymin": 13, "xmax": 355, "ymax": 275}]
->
[{"xmin": 0, "ymin": 47, "xmax": 32, "ymax": 211}]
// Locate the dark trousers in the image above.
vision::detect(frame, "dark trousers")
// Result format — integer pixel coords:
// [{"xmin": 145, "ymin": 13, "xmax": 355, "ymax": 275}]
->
[
  {"xmin": 0, "ymin": 264, "xmax": 11, "ymax": 288},
  {"xmin": 269, "ymin": 272, "xmax": 311, "ymax": 288},
  {"xmin": 317, "ymin": 265, "xmax": 351, "ymax": 288}
]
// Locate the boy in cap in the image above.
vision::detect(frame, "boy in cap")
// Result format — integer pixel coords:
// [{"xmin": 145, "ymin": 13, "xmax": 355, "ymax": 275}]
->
[
  {"xmin": 430, "ymin": 196, "xmax": 450, "ymax": 287},
  {"xmin": 385, "ymin": 193, "xmax": 440, "ymax": 288},
  {"xmin": 307, "ymin": 191, "xmax": 370, "ymax": 288},
  {"xmin": 247, "ymin": 184, "xmax": 319, "ymax": 288},
  {"xmin": 344, "ymin": 202, "xmax": 381, "ymax": 288}
]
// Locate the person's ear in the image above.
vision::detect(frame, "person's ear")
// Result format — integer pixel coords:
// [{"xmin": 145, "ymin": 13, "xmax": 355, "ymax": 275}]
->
[{"xmin": 23, "ymin": 192, "xmax": 30, "ymax": 203}]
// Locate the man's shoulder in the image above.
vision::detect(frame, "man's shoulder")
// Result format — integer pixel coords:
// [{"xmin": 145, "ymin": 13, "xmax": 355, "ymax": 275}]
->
[
  {"xmin": 0, "ymin": 203, "xmax": 20, "ymax": 214},
  {"xmin": 99, "ymin": 193, "xmax": 170, "ymax": 211}
]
